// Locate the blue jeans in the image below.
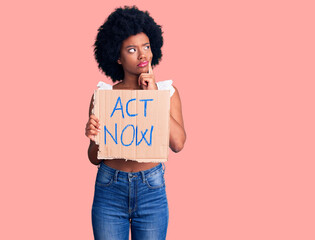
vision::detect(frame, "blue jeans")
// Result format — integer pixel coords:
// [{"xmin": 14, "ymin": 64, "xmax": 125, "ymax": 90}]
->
[{"xmin": 92, "ymin": 161, "xmax": 169, "ymax": 240}]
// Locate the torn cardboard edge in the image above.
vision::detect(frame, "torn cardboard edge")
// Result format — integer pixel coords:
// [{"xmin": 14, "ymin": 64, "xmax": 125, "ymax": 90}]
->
[
  {"xmin": 92, "ymin": 89, "xmax": 170, "ymax": 163},
  {"xmin": 96, "ymin": 157, "xmax": 168, "ymax": 163}
]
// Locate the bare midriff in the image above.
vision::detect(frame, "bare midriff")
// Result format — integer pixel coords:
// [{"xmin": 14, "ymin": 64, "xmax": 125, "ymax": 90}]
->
[{"xmin": 102, "ymin": 159, "xmax": 159, "ymax": 172}]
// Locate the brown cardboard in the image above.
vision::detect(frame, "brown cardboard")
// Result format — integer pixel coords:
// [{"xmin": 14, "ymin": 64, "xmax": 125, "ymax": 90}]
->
[{"xmin": 93, "ymin": 90, "xmax": 170, "ymax": 162}]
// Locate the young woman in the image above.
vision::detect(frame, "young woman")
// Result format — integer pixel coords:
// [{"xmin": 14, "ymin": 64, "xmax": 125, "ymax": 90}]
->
[{"xmin": 85, "ymin": 5, "xmax": 186, "ymax": 240}]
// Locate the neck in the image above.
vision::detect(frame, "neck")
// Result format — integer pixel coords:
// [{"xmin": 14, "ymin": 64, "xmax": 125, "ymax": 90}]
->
[{"xmin": 120, "ymin": 72, "xmax": 141, "ymax": 89}]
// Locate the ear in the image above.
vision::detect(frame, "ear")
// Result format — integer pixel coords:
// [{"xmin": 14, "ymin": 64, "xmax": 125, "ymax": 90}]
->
[{"xmin": 117, "ymin": 58, "xmax": 121, "ymax": 64}]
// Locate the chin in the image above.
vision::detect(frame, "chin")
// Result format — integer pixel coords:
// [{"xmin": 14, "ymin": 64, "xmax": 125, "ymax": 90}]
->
[{"xmin": 138, "ymin": 67, "xmax": 148, "ymax": 73}]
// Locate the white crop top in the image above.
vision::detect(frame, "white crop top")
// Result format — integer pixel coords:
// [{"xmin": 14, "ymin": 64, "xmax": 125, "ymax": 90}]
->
[{"xmin": 96, "ymin": 80, "xmax": 175, "ymax": 97}]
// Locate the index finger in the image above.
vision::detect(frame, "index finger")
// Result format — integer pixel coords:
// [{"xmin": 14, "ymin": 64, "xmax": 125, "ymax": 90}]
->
[{"xmin": 148, "ymin": 61, "xmax": 153, "ymax": 74}]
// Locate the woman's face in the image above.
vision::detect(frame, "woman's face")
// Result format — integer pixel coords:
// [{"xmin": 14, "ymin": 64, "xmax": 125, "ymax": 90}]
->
[{"xmin": 117, "ymin": 32, "xmax": 153, "ymax": 76}]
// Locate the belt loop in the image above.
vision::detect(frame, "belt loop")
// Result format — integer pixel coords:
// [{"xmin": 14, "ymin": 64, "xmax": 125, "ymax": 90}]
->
[
  {"xmin": 141, "ymin": 171, "xmax": 146, "ymax": 183},
  {"xmin": 114, "ymin": 170, "xmax": 119, "ymax": 182},
  {"xmin": 162, "ymin": 162, "xmax": 166, "ymax": 172}
]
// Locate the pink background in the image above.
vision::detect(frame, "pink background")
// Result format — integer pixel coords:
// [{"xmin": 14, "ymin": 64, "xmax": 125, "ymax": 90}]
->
[{"xmin": 1, "ymin": 0, "xmax": 314, "ymax": 239}]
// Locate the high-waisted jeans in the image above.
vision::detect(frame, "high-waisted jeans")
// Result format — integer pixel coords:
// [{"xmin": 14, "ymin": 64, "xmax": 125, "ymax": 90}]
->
[{"xmin": 92, "ymin": 161, "xmax": 169, "ymax": 240}]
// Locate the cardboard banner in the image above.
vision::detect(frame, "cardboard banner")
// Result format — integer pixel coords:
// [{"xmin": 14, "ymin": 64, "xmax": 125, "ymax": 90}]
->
[{"xmin": 93, "ymin": 90, "xmax": 170, "ymax": 162}]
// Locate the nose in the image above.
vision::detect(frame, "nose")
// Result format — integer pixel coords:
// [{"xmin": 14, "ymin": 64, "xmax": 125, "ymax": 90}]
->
[{"xmin": 138, "ymin": 49, "xmax": 146, "ymax": 60}]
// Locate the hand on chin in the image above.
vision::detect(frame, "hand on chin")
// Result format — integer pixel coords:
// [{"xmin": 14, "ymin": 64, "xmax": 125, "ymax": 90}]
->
[{"xmin": 138, "ymin": 61, "xmax": 158, "ymax": 90}]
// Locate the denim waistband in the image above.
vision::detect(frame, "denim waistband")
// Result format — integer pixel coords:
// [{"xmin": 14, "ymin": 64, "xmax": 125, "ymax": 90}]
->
[{"xmin": 98, "ymin": 161, "xmax": 165, "ymax": 182}]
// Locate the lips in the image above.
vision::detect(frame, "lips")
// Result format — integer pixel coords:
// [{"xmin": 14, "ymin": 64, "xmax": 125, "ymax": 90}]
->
[{"xmin": 137, "ymin": 61, "xmax": 148, "ymax": 67}]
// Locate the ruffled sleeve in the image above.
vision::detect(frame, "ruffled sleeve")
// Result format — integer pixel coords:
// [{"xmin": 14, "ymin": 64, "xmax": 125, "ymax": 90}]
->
[
  {"xmin": 97, "ymin": 81, "xmax": 113, "ymax": 90},
  {"xmin": 156, "ymin": 80, "xmax": 175, "ymax": 97},
  {"xmin": 96, "ymin": 80, "xmax": 175, "ymax": 96}
]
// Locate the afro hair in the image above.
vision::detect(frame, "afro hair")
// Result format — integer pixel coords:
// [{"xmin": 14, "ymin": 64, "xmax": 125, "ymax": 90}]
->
[{"xmin": 93, "ymin": 5, "xmax": 164, "ymax": 82}]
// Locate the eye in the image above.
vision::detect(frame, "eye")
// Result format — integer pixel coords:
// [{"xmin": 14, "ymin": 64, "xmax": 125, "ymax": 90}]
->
[
  {"xmin": 144, "ymin": 45, "xmax": 150, "ymax": 50},
  {"xmin": 128, "ymin": 48, "xmax": 136, "ymax": 53}
]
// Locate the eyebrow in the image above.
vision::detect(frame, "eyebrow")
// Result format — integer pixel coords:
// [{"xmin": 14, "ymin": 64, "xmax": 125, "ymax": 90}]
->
[{"xmin": 125, "ymin": 43, "xmax": 150, "ymax": 48}]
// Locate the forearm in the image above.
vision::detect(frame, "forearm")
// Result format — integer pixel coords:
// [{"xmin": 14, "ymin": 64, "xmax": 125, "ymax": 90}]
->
[
  {"xmin": 169, "ymin": 115, "xmax": 186, "ymax": 153},
  {"xmin": 88, "ymin": 141, "xmax": 102, "ymax": 165}
]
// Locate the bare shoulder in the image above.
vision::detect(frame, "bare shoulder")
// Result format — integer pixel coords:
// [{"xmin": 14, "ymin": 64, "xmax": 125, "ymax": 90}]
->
[
  {"xmin": 170, "ymin": 84, "xmax": 184, "ymax": 127},
  {"xmin": 171, "ymin": 85, "xmax": 183, "ymax": 106}
]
